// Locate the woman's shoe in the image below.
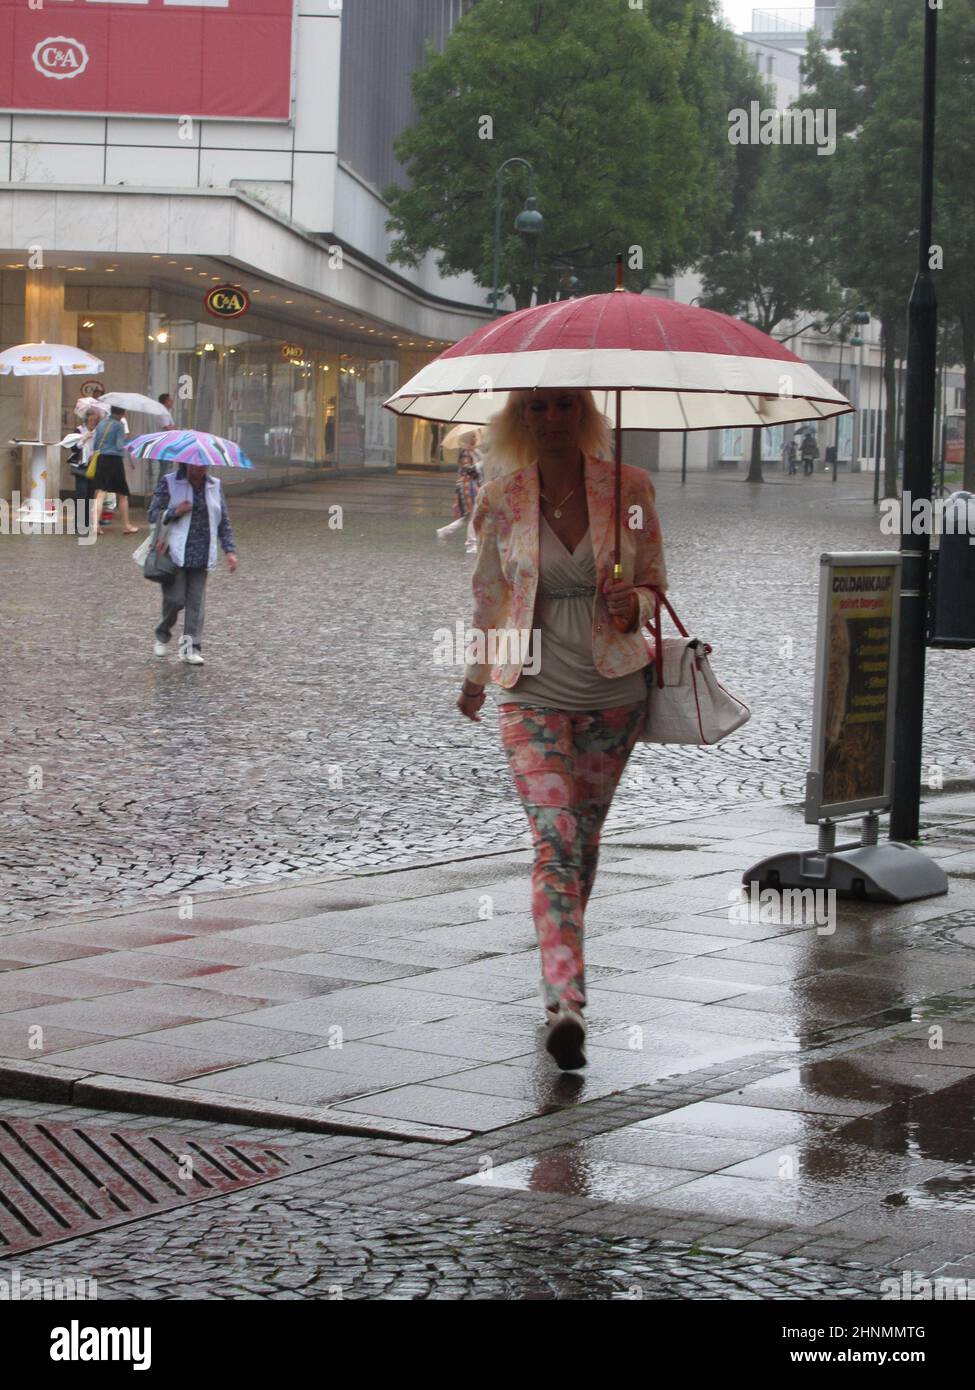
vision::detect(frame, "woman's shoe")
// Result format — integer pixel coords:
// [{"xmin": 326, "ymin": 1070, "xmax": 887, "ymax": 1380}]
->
[{"xmin": 545, "ymin": 1006, "xmax": 587, "ymax": 1071}]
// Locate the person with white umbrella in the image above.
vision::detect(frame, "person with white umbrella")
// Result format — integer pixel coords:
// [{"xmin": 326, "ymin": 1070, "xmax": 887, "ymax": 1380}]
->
[
  {"xmin": 435, "ymin": 435, "xmax": 482, "ymax": 552},
  {"xmin": 90, "ymin": 406, "xmax": 139, "ymax": 535}
]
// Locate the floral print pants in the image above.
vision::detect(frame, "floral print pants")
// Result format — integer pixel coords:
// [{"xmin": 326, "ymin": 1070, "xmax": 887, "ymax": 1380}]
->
[{"xmin": 497, "ymin": 702, "xmax": 646, "ymax": 1011}]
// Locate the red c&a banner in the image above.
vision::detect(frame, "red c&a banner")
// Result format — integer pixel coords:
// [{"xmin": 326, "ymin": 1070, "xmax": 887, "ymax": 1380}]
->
[{"xmin": 0, "ymin": 0, "xmax": 295, "ymax": 121}]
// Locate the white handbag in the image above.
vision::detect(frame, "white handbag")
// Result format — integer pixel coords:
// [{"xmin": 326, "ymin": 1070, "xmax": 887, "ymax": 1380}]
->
[
  {"xmin": 639, "ymin": 591, "xmax": 751, "ymax": 745},
  {"xmin": 131, "ymin": 534, "xmax": 152, "ymax": 568}
]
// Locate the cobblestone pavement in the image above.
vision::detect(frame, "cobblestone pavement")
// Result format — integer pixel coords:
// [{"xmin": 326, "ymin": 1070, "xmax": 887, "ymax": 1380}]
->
[
  {"xmin": 2, "ymin": 472, "xmax": 973, "ymax": 923},
  {"xmin": 9, "ymin": 1190, "xmax": 883, "ymax": 1301},
  {"xmin": 0, "ymin": 1100, "xmax": 898, "ymax": 1299}
]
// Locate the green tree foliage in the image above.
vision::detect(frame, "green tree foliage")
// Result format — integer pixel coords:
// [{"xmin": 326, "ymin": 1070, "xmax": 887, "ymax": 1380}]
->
[
  {"xmin": 697, "ymin": 147, "xmax": 837, "ymax": 481},
  {"xmin": 384, "ymin": 0, "xmax": 769, "ymax": 308},
  {"xmin": 792, "ymin": 0, "xmax": 975, "ymax": 489}
]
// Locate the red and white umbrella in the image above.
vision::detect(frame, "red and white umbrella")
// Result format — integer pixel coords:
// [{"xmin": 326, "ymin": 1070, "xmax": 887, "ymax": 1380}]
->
[
  {"xmin": 384, "ymin": 285, "xmax": 850, "ymax": 431},
  {"xmin": 384, "ymin": 270, "xmax": 852, "ymax": 603}
]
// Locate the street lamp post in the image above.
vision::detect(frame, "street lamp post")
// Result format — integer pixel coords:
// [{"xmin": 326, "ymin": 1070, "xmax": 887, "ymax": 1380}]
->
[
  {"xmin": 890, "ymin": 0, "xmax": 939, "ymax": 844},
  {"xmin": 491, "ymin": 158, "xmax": 543, "ymax": 318}
]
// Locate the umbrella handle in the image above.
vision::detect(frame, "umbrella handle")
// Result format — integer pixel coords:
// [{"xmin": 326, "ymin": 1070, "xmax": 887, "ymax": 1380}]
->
[
  {"xmin": 612, "ymin": 383, "xmax": 627, "ymax": 629},
  {"xmin": 610, "ymin": 561, "xmax": 631, "ymax": 631}
]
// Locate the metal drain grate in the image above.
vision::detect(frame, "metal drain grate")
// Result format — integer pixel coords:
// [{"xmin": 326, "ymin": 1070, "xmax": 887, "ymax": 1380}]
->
[{"xmin": 0, "ymin": 1118, "xmax": 309, "ymax": 1257}]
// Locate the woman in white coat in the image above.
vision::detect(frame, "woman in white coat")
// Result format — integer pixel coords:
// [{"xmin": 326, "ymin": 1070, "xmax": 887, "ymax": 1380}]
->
[{"xmin": 146, "ymin": 463, "xmax": 237, "ymax": 665}]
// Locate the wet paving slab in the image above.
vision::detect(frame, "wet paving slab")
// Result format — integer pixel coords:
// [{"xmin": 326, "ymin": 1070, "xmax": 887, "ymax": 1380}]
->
[
  {"xmin": 462, "ymin": 1137, "xmax": 954, "ymax": 1227},
  {"xmin": 705, "ymin": 1057, "xmax": 974, "ymax": 1118},
  {"xmin": 2, "ymin": 785, "xmax": 975, "ymax": 1250}
]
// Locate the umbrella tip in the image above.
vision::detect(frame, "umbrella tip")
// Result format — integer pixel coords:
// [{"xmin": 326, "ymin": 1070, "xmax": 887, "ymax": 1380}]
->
[{"xmin": 614, "ymin": 254, "xmax": 624, "ymax": 293}]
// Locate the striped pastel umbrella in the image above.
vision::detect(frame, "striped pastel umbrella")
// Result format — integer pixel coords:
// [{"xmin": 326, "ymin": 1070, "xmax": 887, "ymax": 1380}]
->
[{"xmin": 126, "ymin": 430, "xmax": 253, "ymax": 469}]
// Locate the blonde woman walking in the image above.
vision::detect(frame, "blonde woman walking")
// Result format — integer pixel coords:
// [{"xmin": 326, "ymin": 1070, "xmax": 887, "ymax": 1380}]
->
[{"xmin": 457, "ymin": 388, "xmax": 667, "ymax": 1070}]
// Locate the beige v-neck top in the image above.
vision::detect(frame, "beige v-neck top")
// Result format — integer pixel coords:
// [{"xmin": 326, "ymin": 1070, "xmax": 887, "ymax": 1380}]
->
[{"xmin": 501, "ymin": 514, "xmax": 648, "ymax": 711}]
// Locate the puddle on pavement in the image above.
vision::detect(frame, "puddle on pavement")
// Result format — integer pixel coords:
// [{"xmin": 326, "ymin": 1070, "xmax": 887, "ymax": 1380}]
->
[
  {"xmin": 838, "ymin": 1074, "xmax": 975, "ymax": 1164},
  {"xmin": 891, "ymin": 995, "xmax": 975, "ymax": 1021},
  {"xmin": 731, "ymin": 1060, "xmax": 930, "ymax": 1109},
  {"xmin": 883, "ymin": 1173, "xmax": 975, "ymax": 1211},
  {"xmin": 607, "ymin": 842, "xmax": 705, "ymax": 853},
  {"xmin": 315, "ymin": 899, "xmax": 383, "ymax": 911},
  {"xmin": 459, "ymin": 1146, "xmax": 685, "ymax": 1202}
]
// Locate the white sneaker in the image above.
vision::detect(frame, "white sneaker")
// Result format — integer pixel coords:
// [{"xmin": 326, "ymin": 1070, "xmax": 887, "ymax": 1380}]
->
[
  {"xmin": 179, "ymin": 650, "xmax": 205, "ymax": 666},
  {"xmin": 153, "ymin": 640, "xmax": 168, "ymax": 658}
]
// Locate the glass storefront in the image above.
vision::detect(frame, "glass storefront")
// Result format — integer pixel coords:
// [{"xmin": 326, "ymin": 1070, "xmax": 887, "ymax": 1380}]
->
[
  {"xmin": 150, "ymin": 316, "xmax": 398, "ymax": 470},
  {"xmin": 64, "ymin": 290, "xmax": 402, "ymax": 473},
  {"xmin": 720, "ymin": 427, "xmax": 744, "ymax": 461},
  {"xmin": 762, "ymin": 424, "xmax": 784, "ymax": 461}
]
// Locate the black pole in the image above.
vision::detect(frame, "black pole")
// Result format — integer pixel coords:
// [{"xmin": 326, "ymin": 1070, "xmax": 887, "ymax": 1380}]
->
[
  {"xmin": 890, "ymin": 1, "xmax": 938, "ymax": 843},
  {"xmin": 833, "ymin": 338, "xmax": 843, "ymax": 485},
  {"xmin": 873, "ymin": 328, "xmax": 884, "ymax": 507},
  {"xmin": 681, "ymin": 430, "xmax": 687, "ymax": 485},
  {"xmin": 938, "ymin": 321, "xmax": 948, "ymax": 494}
]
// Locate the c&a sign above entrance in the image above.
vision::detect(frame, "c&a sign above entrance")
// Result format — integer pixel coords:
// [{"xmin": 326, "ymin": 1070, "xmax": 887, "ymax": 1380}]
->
[{"xmin": 205, "ymin": 284, "xmax": 250, "ymax": 319}]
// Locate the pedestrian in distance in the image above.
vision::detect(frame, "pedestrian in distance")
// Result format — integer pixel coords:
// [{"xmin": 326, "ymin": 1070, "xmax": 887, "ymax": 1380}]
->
[
  {"xmin": 91, "ymin": 406, "xmax": 139, "ymax": 535},
  {"xmin": 436, "ymin": 444, "xmax": 481, "ymax": 552},
  {"xmin": 157, "ymin": 393, "xmax": 175, "ymax": 427},
  {"xmin": 69, "ymin": 407, "xmax": 102, "ymax": 530},
  {"xmin": 785, "ymin": 437, "xmax": 799, "ymax": 476},
  {"xmin": 147, "ymin": 462, "xmax": 237, "ymax": 666},
  {"xmin": 457, "ymin": 387, "xmax": 666, "ymax": 1071},
  {"xmin": 800, "ymin": 432, "xmax": 819, "ymax": 477}
]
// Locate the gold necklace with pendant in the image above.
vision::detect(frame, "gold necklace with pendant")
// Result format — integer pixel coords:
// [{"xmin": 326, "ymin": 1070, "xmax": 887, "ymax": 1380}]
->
[{"xmin": 540, "ymin": 485, "xmax": 577, "ymax": 519}]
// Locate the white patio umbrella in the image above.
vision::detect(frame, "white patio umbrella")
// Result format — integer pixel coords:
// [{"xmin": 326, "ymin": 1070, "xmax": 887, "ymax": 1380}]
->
[
  {"xmin": 0, "ymin": 342, "xmax": 104, "ymax": 513},
  {"xmin": 0, "ymin": 342, "xmax": 103, "ymax": 378}
]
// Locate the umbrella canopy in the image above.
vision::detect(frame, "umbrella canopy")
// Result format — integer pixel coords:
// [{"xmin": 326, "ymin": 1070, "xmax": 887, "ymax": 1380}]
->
[
  {"xmin": 101, "ymin": 391, "xmax": 173, "ymax": 422},
  {"xmin": 74, "ymin": 395, "xmax": 110, "ymax": 419},
  {"xmin": 126, "ymin": 430, "xmax": 253, "ymax": 469},
  {"xmin": 383, "ymin": 291, "xmax": 851, "ymax": 431},
  {"xmin": 441, "ymin": 424, "xmax": 482, "ymax": 452},
  {"xmin": 0, "ymin": 342, "xmax": 104, "ymax": 377}
]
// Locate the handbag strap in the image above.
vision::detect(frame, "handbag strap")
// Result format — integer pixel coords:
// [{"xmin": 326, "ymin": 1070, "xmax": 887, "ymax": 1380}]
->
[{"xmin": 650, "ymin": 588, "xmax": 688, "ymax": 689}]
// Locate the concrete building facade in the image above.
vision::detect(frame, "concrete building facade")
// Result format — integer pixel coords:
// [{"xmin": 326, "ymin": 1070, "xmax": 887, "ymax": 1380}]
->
[{"xmin": 0, "ymin": 0, "xmax": 486, "ymax": 502}]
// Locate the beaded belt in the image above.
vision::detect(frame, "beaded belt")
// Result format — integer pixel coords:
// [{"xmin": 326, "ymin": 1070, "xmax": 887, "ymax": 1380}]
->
[{"xmin": 542, "ymin": 585, "xmax": 597, "ymax": 600}]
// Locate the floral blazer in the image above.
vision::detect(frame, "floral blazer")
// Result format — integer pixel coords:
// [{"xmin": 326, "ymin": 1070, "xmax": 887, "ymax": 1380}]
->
[{"xmin": 464, "ymin": 454, "xmax": 668, "ymax": 689}]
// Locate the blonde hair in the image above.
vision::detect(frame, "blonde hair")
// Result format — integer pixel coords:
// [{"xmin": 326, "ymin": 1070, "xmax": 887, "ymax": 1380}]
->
[{"xmin": 479, "ymin": 388, "xmax": 612, "ymax": 481}]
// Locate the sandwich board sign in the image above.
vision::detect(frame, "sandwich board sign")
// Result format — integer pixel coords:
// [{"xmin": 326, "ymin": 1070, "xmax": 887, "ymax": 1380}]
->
[
  {"xmin": 805, "ymin": 552, "xmax": 900, "ymax": 822},
  {"xmin": 743, "ymin": 551, "xmax": 947, "ymax": 904}
]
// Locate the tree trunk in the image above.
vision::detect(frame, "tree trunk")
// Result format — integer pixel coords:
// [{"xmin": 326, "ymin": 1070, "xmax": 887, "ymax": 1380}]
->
[
  {"xmin": 745, "ymin": 428, "xmax": 764, "ymax": 483},
  {"xmin": 882, "ymin": 323, "xmax": 899, "ymax": 499},
  {"xmin": 963, "ymin": 310, "xmax": 975, "ymax": 493}
]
